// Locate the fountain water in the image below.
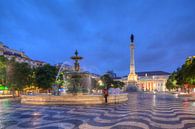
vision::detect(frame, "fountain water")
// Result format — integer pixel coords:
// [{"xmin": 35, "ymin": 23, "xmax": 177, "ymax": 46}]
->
[{"xmin": 54, "ymin": 50, "xmax": 94, "ymax": 95}]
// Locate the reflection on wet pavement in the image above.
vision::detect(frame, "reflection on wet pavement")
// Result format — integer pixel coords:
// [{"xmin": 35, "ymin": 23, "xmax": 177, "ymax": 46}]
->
[{"xmin": 0, "ymin": 93, "xmax": 195, "ymax": 129}]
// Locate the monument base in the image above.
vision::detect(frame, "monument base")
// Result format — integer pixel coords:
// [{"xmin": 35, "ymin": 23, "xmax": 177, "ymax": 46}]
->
[
  {"xmin": 128, "ymin": 73, "xmax": 138, "ymax": 82},
  {"xmin": 126, "ymin": 81, "xmax": 139, "ymax": 92}
]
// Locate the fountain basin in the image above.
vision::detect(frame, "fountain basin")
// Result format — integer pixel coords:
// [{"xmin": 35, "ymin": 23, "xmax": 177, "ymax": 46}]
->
[{"xmin": 21, "ymin": 93, "xmax": 128, "ymax": 105}]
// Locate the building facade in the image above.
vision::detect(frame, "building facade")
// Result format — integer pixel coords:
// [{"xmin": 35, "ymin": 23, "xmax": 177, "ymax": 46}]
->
[
  {"xmin": 137, "ymin": 71, "xmax": 170, "ymax": 92},
  {"xmin": 0, "ymin": 42, "xmax": 46, "ymax": 67},
  {"xmin": 116, "ymin": 71, "xmax": 170, "ymax": 92}
]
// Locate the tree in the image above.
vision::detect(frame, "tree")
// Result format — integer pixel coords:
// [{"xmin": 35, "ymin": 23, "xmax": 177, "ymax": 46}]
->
[
  {"xmin": 5, "ymin": 60, "xmax": 32, "ymax": 96},
  {"xmin": 186, "ymin": 58, "xmax": 195, "ymax": 85},
  {"xmin": 6, "ymin": 58, "xmax": 16, "ymax": 96},
  {"xmin": 99, "ymin": 73, "xmax": 124, "ymax": 103},
  {"xmin": 27, "ymin": 68, "xmax": 37, "ymax": 87},
  {"xmin": 13, "ymin": 62, "xmax": 32, "ymax": 92},
  {"xmin": 166, "ymin": 71, "xmax": 180, "ymax": 90},
  {"xmin": 167, "ymin": 57, "xmax": 195, "ymax": 92},
  {"xmin": 0, "ymin": 56, "xmax": 7, "ymax": 85},
  {"xmin": 100, "ymin": 74, "xmax": 113, "ymax": 90},
  {"xmin": 112, "ymin": 81, "xmax": 125, "ymax": 89},
  {"xmin": 35, "ymin": 64, "xmax": 57, "ymax": 90},
  {"xmin": 184, "ymin": 58, "xmax": 195, "ymax": 92},
  {"xmin": 99, "ymin": 73, "xmax": 124, "ymax": 90}
]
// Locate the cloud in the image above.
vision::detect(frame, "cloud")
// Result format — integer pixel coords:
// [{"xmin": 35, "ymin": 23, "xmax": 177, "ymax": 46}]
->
[{"xmin": 0, "ymin": 0, "xmax": 195, "ymax": 76}]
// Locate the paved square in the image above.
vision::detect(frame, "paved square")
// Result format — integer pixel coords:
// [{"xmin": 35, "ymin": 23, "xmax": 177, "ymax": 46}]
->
[{"xmin": 0, "ymin": 93, "xmax": 195, "ymax": 129}]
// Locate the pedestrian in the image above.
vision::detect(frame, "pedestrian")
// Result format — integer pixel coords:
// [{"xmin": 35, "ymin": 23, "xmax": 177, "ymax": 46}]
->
[{"xmin": 103, "ymin": 88, "xmax": 108, "ymax": 103}]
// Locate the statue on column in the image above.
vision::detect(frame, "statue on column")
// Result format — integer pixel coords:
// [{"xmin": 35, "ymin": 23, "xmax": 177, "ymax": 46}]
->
[{"xmin": 130, "ymin": 34, "xmax": 134, "ymax": 42}]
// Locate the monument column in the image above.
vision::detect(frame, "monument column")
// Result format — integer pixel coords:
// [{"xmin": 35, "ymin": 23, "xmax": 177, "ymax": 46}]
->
[{"xmin": 128, "ymin": 34, "xmax": 138, "ymax": 83}]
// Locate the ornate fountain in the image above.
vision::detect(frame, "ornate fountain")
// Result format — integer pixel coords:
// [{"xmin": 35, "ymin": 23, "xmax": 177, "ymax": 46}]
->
[
  {"xmin": 55, "ymin": 50, "xmax": 93, "ymax": 94},
  {"xmin": 71, "ymin": 50, "xmax": 83, "ymax": 72},
  {"xmin": 21, "ymin": 50, "xmax": 128, "ymax": 105}
]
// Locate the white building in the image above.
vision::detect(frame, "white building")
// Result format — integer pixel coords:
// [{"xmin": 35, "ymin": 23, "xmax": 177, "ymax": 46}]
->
[
  {"xmin": 0, "ymin": 42, "xmax": 46, "ymax": 67},
  {"xmin": 118, "ymin": 71, "xmax": 170, "ymax": 92},
  {"xmin": 136, "ymin": 71, "xmax": 170, "ymax": 92}
]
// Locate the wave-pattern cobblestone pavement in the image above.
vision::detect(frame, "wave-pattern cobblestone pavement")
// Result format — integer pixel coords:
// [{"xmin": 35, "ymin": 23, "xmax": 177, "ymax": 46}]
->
[{"xmin": 0, "ymin": 93, "xmax": 195, "ymax": 129}]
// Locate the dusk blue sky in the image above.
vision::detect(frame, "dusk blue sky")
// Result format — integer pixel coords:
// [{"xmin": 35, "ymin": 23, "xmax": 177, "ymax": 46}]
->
[{"xmin": 0, "ymin": 0, "xmax": 195, "ymax": 76}]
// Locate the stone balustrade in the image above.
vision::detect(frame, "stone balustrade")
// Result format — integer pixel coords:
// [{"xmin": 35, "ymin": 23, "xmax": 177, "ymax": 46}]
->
[
  {"xmin": 21, "ymin": 93, "xmax": 128, "ymax": 105},
  {"xmin": 0, "ymin": 95, "xmax": 14, "ymax": 99}
]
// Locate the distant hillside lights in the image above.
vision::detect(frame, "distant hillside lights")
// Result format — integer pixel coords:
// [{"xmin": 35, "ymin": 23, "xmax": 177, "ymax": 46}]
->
[{"xmin": 0, "ymin": 42, "xmax": 46, "ymax": 68}]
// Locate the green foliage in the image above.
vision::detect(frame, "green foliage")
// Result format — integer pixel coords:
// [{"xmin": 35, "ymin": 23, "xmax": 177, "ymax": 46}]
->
[
  {"xmin": 186, "ymin": 58, "xmax": 195, "ymax": 85},
  {"xmin": 56, "ymin": 72, "xmax": 64, "ymax": 86},
  {"xmin": 28, "ymin": 69, "xmax": 36, "ymax": 87},
  {"xmin": 5, "ymin": 60, "xmax": 32, "ymax": 91},
  {"xmin": 5, "ymin": 59, "xmax": 16, "ymax": 90},
  {"xmin": 0, "ymin": 56, "xmax": 58, "ymax": 93},
  {"xmin": 3, "ymin": 59, "xmax": 33, "ymax": 96},
  {"xmin": 175, "ymin": 58, "xmax": 195, "ymax": 86},
  {"xmin": 12, "ymin": 62, "xmax": 32, "ymax": 90},
  {"xmin": 167, "ymin": 57, "xmax": 195, "ymax": 90},
  {"xmin": 100, "ymin": 74, "xmax": 113, "ymax": 89},
  {"xmin": 166, "ymin": 72, "xmax": 178, "ymax": 90},
  {"xmin": 99, "ymin": 74, "xmax": 124, "ymax": 90},
  {"xmin": 112, "ymin": 81, "xmax": 125, "ymax": 89},
  {"xmin": 0, "ymin": 56, "xmax": 7, "ymax": 84},
  {"xmin": 35, "ymin": 64, "xmax": 57, "ymax": 89}
]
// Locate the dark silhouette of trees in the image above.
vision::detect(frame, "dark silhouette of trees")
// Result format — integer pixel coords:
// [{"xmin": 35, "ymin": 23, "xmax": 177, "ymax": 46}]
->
[
  {"xmin": 0, "ymin": 56, "xmax": 58, "ymax": 95},
  {"xmin": 166, "ymin": 57, "xmax": 195, "ymax": 92},
  {"xmin": 99, "ymin": 73, "xmax": 125, "ymax": 90},
  {"xmin": 35, "ymin": 64, "xmax": 57, "ymax": 90}
]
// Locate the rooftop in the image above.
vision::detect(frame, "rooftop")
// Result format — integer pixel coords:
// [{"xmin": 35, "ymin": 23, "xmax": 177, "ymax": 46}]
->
[
  {"xmin": 120, "ymin": 71, "xmax": 170, "ymax": 79},
  {"xmin": 136, "ymin": 71, "xmax": 170, "ymax": 76}
]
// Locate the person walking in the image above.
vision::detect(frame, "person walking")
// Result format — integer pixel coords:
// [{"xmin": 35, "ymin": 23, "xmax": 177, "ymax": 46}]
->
[{"xmin": 103, "ymin": 88, "xmax": 108, "ymax": 103}]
